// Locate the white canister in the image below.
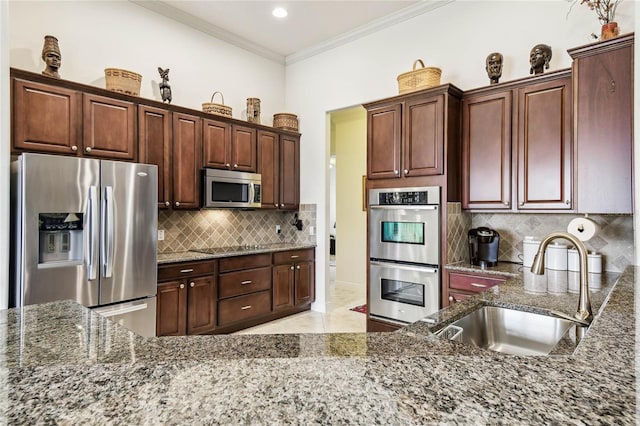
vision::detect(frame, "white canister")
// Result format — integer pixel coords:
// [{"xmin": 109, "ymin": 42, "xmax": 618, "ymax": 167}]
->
[
  {"xmin": 588, "ymin": 252, "xmax": 603, "ymax": 274},
  {"xmin": 546, "ymin": 242, "xmax": 568, "ymax": 271},
  {"xmin": 522, "ymin": 236, "xmax": 541, "ymax": 268},
  {"xmin": 567, "ymin": 248, "xmax": 579, "ymax": 272},
  {"xmin": 546, "ymin": 269, "xmax": 568, "ymax": 294}
]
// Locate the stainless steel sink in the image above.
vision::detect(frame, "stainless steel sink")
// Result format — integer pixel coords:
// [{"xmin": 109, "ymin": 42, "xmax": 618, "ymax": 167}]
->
[{"xmin": 441, "ymin": 306, "xmax": 576, "ymax": 355}]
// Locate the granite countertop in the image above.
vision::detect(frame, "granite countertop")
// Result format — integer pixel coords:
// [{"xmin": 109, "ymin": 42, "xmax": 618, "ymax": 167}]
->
[
  {"xmin": 157, "ymin": 242, "xmax": 316, "ymax": 264},
  {"xmin": 1, "ymin": 266, "xmax": 635, "ymax": 424},
  {"xmin": 446, "ymin": 260, "xmax": 524, "ymax": 277}
]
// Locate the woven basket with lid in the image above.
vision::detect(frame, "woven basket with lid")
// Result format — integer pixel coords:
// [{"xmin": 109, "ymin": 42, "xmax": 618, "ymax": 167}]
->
[{"xmin": 273, "ymin": 113, "xmax": 298, "ymax": 131}]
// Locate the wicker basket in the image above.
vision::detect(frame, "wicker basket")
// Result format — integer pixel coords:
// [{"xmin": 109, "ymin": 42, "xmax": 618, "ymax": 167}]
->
[
  {"xmin": 273, "ymin": 113, "xmax": 298, "ymax": 131},
  {"xmin": 202, "ymin": 91, "xmax": 232, "ymax": 117},
  {"xmin": 104, "ymin": 68, "xmax": 142, "ymax": 96},
  {"xmin": 397, "ymin": 59, "xmax": 441, "ymax": 94}
]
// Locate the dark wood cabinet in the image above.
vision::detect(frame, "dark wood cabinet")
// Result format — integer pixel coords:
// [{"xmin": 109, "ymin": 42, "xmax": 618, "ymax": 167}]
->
[
  {"xmin": 258, "ymin": 131, "xmax": 300, "ymax": 210},
  {"xmin": 82, "ymin": 93, "xmax": 137, "ymax": 160},
  {"xmin": 365, "ymin": 87, "xmax": 457, "ymax": 181},
  {"xmin": 462, "ymin": 91, "xmax": 512, "ymax": 210},
  {"xmin": 12, "ymin": 78, "xmax": 81, "ymax": 155},
  {"xmin": 445, "ymin": 271, "xmax": 506, "ymax": 307},
  {"xmin": 157, "ymin": 260, "xmax": 216, "ymax": 336},
  {"xmin": 138, "ymin": 105, "xmax": 171, "ymax": 209},
  {"xmin": 202, "ymin": 118, "xmax": 232, "ymax": 170},
  {"xmin": 462, "ymin": 70, "xmax": 572, "ymax": 211},
  {"xmin": 569, "ymin": 34, "xmax": 634, "ymax": 214},
  {"xmin": 231, "ymin": 125, "xmax": 257, "ymax": 172},
  {"xmin": 272, "ymin": 249, "xmax": 315, "ymax": 311},
  {"xmin": 172, "ymin": 112, "xmax": 202, "ymax": 209}
]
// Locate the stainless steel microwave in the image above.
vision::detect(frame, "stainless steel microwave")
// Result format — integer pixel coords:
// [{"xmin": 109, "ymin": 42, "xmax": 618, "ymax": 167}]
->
[{"xmin": 202, "ymin": 169, "xmax": 261, "ymax": 209}]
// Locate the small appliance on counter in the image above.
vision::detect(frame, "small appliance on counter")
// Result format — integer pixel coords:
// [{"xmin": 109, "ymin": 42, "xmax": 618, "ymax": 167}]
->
[{"xmin": 468, "ymin": 227, "xmax": 500, "ymax": 267}]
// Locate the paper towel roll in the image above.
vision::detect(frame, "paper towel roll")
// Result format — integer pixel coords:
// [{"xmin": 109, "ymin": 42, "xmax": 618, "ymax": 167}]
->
[{"xmin": 567, "ymin": 217, "xmax": 599, "ymax": 241}]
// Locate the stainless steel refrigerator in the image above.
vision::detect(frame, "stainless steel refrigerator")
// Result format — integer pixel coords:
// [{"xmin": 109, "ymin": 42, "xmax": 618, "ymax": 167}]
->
[{"xmin": 10, "ymin": 153, "xmax": 158, "ymax": 337}]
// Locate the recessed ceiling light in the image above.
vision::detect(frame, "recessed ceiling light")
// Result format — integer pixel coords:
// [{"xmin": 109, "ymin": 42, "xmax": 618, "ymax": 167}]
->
[{"xmin": 272, "ymin": 7, "xmax": 288, "ymax": 18}]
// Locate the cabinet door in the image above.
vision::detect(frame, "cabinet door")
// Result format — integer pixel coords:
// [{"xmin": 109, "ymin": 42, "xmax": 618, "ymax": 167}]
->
[
  {"xmin": 138, "ymin": 105, "xmax": 171, "ymax": 209},
  {"xmin": 279, "ymin": 134, "xmax": 300, "ymax": 210},
  {"xmin": 573, "ymin": 40, "xmax": 633, "ymax": 214},
  {"xmin": 516, "ymin": 77, "xmax": 572, "ymax": 210},
  {"xmin": 257, "ymin": 130, "xmax": 279, "ymax": 209},
  {"xmin": 272, "ymin": 264, "xmax": 294, "ymax": 311},
  {"xmin": 83, "ymin": 93, "xmax": 136, "ymax": 160},
  {"xmin": 157, "ymin": 280, "xmax": 187, "ymax": 336},
  {"xmin": 367, "ymin": 104, "xmax": 401, "ymax": 179},
  {"xmin": 12, "ymin": 78, "xmax": 81, "ymax": 155},
  {"xmin": 203, "ymin": 118, "xmax": 232, "ymax": 170},
  {"xmin": 186, "ymin": 275, "xmax": 216, "ymax": 335},
  {"xmin": 294, "ymin": 261, "xmax": 314, "ymax": 306},
  {"xmin": 403, "ymin": 96, "xmax": 443, "ymax": 177},
  {"xmin": 462, "ymin": 91, "xmax": 512, "ymax": 209},
  {"xmin": 172, "ymin": 112, "xmax": 202, "ymax": 209},
  {"xmin": 231, "ymin": 125, "xmax": 257, "ymax": 172}
]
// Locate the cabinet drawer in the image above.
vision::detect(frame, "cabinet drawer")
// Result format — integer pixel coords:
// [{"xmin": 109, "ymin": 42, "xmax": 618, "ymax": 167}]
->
[
  {"xmin": 273, "ymin": 249, "xmax": 314, "ymax": 265},
  {"xmin": 158, "ymin": 260, "xmax": 216, "ymax": 281},
  {"xmin": 219, "ymin": 253, "xmax": 272, "ymax": 273},
  {"xmin": 449, "ymin": 272, "xmax": 505, "ymax": 293},
  {"xmin": 218, "ymin": 266, "xmax": 271, "ymax": 299},
  {"xmin": 218, "ymin": 290, "xmax": 271, "ymax": 326}
]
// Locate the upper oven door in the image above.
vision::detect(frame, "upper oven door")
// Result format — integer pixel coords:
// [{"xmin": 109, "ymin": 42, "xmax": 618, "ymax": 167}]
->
[{"xmin": 369, "ymin": 205, "xmax": 440, "ymax": 265}]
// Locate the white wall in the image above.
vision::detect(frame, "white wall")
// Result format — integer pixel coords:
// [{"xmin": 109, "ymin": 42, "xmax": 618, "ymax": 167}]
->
[
  {"xmin": 0, "ymin": 1, "xmax": 9, "ymax": 310},
  {"xmin": 286, "ymin": 0, "xmax": 636, "ymax": 306},
  {"xmin": 8, "ymin": 1, "xmax": 286, "ymax": 121}
]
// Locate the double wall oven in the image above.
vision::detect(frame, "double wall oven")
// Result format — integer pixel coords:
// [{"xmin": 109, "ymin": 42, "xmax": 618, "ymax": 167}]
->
[{"xmin": 368, "ymin": 186, "xmax": 441, "ymax": 325}]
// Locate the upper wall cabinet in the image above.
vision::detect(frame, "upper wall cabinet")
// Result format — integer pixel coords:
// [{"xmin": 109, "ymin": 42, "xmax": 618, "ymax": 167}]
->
[
  {"xmin": 258, "ymin": 130, "xmax": 300, "ymax": 210},
  {"xmin": 462, "ymin": 70, "xmax": 573, "ymax": 211},
  {"xmin": 203, "ymin": 118, "xmax": 257, "ymax": 173},
  {"xmin": 364, "ymin": 85, "xmax": 461, "ymax": 181},
  {"xmin": 568, "ymin": 33, "xmax": 634, "ymax": 214},
  {"xmin": 138, "ymin": 104, "xmax": 172, "ymax": 209},
  {"xmin": 13, "ymin": 77, "xmax": 137, "ymax": 160}
]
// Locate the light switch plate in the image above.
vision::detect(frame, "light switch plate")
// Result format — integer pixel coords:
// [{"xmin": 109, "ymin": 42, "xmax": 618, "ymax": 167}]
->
[{"xmin": 158, "ymin": 230, "xmax": 165, "ymax": 241}]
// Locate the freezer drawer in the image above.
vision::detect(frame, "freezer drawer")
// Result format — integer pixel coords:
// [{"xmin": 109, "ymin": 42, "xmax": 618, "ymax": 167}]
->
[{"xmin": 93, "ymin": 297, "xmax": 157, "ymax": 337}]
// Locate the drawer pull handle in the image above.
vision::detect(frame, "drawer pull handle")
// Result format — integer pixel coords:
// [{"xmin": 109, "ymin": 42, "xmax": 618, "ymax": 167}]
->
[
  {"xmin": 180, "ymin": 269, "xmax": 194, "ymax": 273},
  {"xmin": 470, "ymin": 283, "xmax": 487, "ymax": 288},
  {"xmin": 290, "ymin": 255, "xmax": 299, "ymax": 259},
  {"xmin": 241, "ymin": 280, "xmax": 252, "ymax": 285},
  {"xmin": 241, "ymin": 305, "xmax": 252, "ymax": 310}
]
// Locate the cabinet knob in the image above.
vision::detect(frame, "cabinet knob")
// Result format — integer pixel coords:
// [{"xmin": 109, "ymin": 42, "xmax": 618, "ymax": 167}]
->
[
  {"xmin": 85, "ymin": 147, "xmax": 92, "ymax": 153},
  {"xmin": 404, "ymin": 169, "xmax": 409, "ymax": 175},
  {"xmin": 504, "ymin": 201, "xmax": 510, "ymax": 207},
  {"xmin": 189, "ymin": 281, "xmax": 195, "ymax": 288},
  {"xmin": 394, "ymin": 170, "xmax": 399, "ymax": 175},
  {"xmin": 175, "ymin": 202, "xmax": 180, "ymax": 207},
  {"xmin": 296, "ymin": 265, "xmax": 300, "ymax": 270},
  {"xmin": 165, "ymin": 201, "xmax": 170, "ymax": 207},
  {"xmin": 225, "ymin": 163, "xmax": 230, "ymax": 168},
  {"xmin": 233, "ymin": 164, "xmax": 238, "ymax": 168},
  {"xmin": 179, "ymin": 283, "xmax": 185, "ymax": 289},
  {"xmin": 71, "ymin": 145, "xmax": 78, "ymax": 152},
  {"xmin": 290, "ymin": 266, "xmax": 294, "ymax": 270},
  {"xmin": 448, "ymin": 296, "xmax": 454, "ymax": 302},
  {"xmin": 275, "ymin": 203, "xmax": 279, "ymax": 207},
  {"xmin": 519, "ymin": 202, "xmax": 524, "ymax": 207}
]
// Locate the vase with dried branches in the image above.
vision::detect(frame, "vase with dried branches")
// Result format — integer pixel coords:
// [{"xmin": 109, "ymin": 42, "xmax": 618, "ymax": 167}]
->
[{"xmin": 570, "ymin": 0, "xmax": 623, "ymax": 40}]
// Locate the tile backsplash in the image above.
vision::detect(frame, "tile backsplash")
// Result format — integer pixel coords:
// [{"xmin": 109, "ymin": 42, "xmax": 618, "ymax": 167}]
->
[{"xmin": 158, "ymin": 204, "xmax": 317, "ymax": 253}]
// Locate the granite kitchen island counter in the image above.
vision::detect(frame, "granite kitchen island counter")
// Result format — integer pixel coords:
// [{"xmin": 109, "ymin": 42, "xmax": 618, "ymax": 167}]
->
[{"xmin": 1, "ymin": 267, "xmax": 636, "ymax": 424}]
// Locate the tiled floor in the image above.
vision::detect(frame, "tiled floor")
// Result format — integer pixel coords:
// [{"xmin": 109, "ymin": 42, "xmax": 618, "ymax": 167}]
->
[{"xmin": 234, "ymin": 264, "xmax": 367, "ymax": 335}]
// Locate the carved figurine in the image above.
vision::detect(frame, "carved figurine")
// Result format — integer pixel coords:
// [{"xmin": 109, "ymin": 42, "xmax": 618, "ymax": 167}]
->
[
  {"xmin": 529, "ymin": 44, "xmax": 552, "ymax": 75},
  {"xmin": 41, "ymin": 35, "xmax": 61, "ymax": 78},
  {"xmin": 485, "ymin": 52, "xmax": 503, "ymax": 85},
  {"xmin": 158, "ymin": 67, "xmax": 172, "ymax": 103}
]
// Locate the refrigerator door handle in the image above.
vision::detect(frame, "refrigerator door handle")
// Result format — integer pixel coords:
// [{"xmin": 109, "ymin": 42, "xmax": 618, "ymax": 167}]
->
[
  {"xmin": 87, "ymin": 185, "xmax": 99, "ymax": 281},
  {"xmin": 102, "ymin": 186, "xmax": 115, "ymax": 278}
]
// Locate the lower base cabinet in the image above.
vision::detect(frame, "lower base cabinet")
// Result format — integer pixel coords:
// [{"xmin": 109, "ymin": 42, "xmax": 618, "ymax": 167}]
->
[
  {"xmin": 156, "ymin": 248, "xmax": 316, "ymax": 336},
  {"xmin": 445, "ymin": 271, "xmax": 506, "ymax": 306}
]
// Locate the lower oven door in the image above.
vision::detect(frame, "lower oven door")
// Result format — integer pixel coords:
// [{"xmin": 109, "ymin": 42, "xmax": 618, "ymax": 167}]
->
[{"xmin": 369, "ymin": 260, "xmax": 440, "ymax": 324}]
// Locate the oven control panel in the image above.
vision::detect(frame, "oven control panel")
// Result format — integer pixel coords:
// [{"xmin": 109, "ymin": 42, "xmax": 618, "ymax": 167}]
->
[{"xmin": 370, "ymin": 186, "xmax": 440, "ymax": 206}]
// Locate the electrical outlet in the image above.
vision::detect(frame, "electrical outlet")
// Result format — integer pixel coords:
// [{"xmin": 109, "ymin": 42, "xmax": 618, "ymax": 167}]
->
[
  {"xmin": 275, "ymin": 225, "xmax": 281, "ymax": 235},
  {"xmin": 309, "ymin": 226, "xmax": 315, "ymax": 236},
  {"xmin": 158, "ymin": 230, "xmax": 165, "ymax": 241}
]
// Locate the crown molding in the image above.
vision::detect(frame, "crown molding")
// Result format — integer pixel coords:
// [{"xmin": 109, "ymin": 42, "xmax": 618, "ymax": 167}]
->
[{"xmin": 130, "ymin": 0, "xmax": 454, "ymax": 66}]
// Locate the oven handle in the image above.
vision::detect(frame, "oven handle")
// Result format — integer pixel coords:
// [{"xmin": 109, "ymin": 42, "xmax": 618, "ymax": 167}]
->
[
  {"xmin": 370, "ymin": 260, "xmax": 438, "ymax": 274},
  {"xmin": 369, "ymin": 205, "xmax": 438, "ymax": 210}
]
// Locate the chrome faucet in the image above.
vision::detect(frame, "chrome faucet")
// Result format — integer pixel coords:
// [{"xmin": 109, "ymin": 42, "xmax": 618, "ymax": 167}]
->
[{"xmin": 530, "ymin": 232, "xmax": 592, "ymax": 324}]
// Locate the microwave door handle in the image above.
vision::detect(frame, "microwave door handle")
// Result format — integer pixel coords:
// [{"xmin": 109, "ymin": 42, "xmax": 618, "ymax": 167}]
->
[
  {"xmin": 249, "ymin": 183, "xmax": 255, "ymax": 203},
  {"xmin": 369, "ymin": 205, "xmax": 438, "ymax": 210},
  {"xmin": 87, "ymin": 185, "xmax": 99, "ymax": 281}
]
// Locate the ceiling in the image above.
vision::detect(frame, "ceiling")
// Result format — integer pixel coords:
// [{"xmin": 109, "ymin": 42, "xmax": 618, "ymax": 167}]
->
[{"xmin": 131, "ymin": 0, "xmax": 452, "ymax": 64}]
